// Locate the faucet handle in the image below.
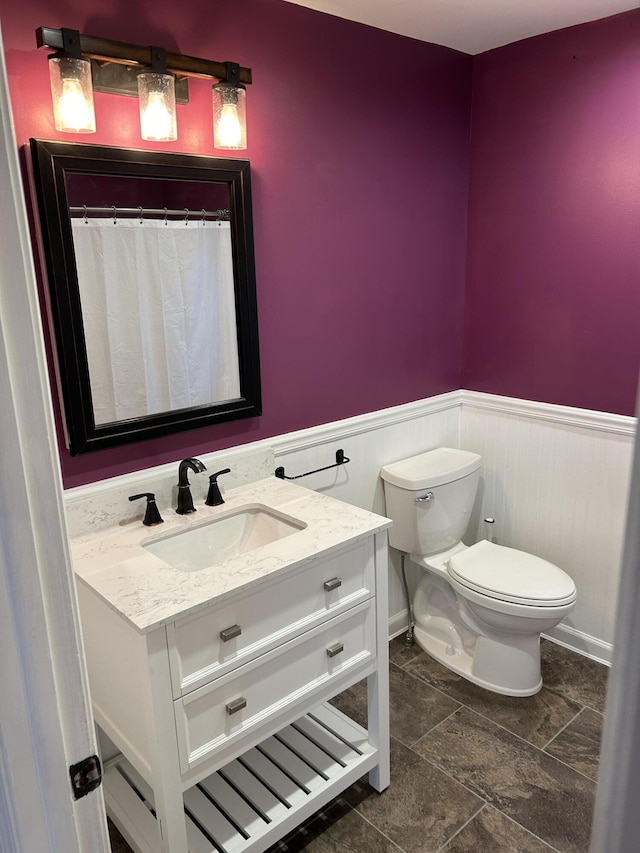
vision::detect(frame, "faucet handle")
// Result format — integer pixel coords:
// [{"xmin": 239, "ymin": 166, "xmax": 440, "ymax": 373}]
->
[
  {"xmin": 129, "ymin": 493, "xmax": 164, "ymax": 526},
  {"xmin": 205, "ymin": 468, "xmax": 231, "ymax": 507}
]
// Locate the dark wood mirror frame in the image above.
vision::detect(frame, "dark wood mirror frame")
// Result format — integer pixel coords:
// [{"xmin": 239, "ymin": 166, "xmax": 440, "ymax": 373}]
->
[{"xmin": 29, "ymin": 138, "xmax": 261, "ymax": 455}]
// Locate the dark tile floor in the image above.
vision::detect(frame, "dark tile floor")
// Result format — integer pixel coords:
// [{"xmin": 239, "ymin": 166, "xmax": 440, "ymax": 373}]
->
[{"xmin": 109, "ymin": 638, "xmax": 608, "ymax": 853}]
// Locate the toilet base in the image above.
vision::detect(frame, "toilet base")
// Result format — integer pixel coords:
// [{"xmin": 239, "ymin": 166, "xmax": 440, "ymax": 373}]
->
[{"xmin": 413, "ymin": 623, "xmax": 543, "ymax": 696}]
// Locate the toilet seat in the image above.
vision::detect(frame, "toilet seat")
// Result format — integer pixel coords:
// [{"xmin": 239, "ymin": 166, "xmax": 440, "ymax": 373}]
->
[{"xmin": 446, "ymin": 540, "xmax": 576, "ymax": 607}]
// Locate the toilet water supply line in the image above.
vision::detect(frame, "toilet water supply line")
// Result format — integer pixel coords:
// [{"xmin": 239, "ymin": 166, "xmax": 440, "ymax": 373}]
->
[
  {"xmin": 400, "ymin": 517, "xmax": 497, "ymax": 647},
  {"xmin": 401, "ymin": 552, "xmax": 415, "ymax": 646}
]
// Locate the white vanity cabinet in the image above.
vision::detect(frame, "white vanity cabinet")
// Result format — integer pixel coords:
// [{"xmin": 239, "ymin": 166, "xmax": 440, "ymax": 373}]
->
[{"xmin": 73, "ymin": 481, "xmax": 390, "ymax": 853}]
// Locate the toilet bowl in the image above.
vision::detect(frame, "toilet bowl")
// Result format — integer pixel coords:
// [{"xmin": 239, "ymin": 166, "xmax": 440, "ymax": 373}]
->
[{"xmin": 381, "ymin": 448, "xmax": 576, "ymax": 696}]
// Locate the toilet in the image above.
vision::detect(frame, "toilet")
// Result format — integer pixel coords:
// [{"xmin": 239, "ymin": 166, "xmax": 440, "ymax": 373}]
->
[{"xmin": 380, "ymin": 447, "xmax": 576, "ymax": 696}]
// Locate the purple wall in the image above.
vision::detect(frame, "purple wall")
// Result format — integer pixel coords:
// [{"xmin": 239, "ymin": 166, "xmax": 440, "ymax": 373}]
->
[
  {"xmin": 2, "ymin": 0, "xmax": 472, "ymax": 487},
  {"xmin": 463, "ymin": 10, "xmax": 640, "ymax": 415},
  {"xmin": 6, "ymin": 2, "xmax": 637, "ymax": 488}
]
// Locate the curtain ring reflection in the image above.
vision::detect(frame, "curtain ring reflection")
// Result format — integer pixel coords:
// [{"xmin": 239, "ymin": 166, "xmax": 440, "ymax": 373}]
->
[
  {"xmin": 164, "ymin": 207, "xmax": 168, "ymax": 226},
  {"xmin": 112, "ymin": 206, "xmax": 117, "ymax": 225},
  {"xmin": 201, "ymin": 208, "xmax": 206, "ymax": 225},
  {"xmin": 138, "ymin": 206, "xmax": 144, "ymax": 225},
  {"xmin": 83, "ymin": 205, "xmax": 88, "ymax": 224},
  {"xmin": 184, "ymin": 208, "xmax": 189, "ymax": 226}
]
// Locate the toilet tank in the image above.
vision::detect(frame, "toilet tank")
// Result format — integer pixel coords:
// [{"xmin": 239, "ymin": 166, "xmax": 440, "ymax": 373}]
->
[{"xmin": 380, "ymin": 447, "xmax": 481, "ymax": 556}]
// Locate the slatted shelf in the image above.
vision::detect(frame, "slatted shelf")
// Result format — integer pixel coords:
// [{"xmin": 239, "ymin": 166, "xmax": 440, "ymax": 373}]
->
[{"xmin": 104, "ymin": 703, "xmax": 378, "ymax": 853}]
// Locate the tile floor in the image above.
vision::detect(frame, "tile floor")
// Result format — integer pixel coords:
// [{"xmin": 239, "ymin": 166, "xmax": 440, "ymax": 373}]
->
[{"xmin": 109, "ymin": 638, "xmax": 608, "ymax": 853}]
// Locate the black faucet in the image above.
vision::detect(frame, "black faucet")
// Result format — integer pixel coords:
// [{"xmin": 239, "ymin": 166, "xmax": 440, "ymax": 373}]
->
[{"xmin": 176, "ymin": 457, "xmax": 206, "ymax": 514}]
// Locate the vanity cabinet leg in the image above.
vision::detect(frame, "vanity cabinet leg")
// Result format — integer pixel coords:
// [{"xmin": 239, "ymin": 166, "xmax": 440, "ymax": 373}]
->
[
  {"xmin": 147, "ymin": 630, "xmax": 190, "ymax": 853},
  {"xmin": 367, "ymin": 531, "xmax": 390, "ymax": 792}
]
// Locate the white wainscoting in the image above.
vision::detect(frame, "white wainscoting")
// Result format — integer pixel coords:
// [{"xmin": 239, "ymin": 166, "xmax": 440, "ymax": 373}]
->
[
  {"xmin": 64, "ymin": 389, "xmax": 636, "ymax": 664},
  {"xmin": 461, "ymin": 391, "xmax": 636, "ymax": 664},
  {"xmin": 270, "ymin": 391, "xmax": 635, "ymax": 662}
]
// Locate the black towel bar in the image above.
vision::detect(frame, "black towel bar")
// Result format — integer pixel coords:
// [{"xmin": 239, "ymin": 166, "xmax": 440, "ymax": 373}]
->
[{"xmin": 275, "ymin": 449, "xmax": 350, "ymax": 480}]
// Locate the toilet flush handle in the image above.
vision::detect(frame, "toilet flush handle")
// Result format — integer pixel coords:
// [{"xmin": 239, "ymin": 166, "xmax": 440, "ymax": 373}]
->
[{"xmin": 415, "ymin": 492, "xmax": 434, "ymax": 503}]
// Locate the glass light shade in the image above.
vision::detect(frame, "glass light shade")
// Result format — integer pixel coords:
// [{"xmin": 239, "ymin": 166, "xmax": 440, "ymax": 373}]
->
[
  {"xmin": 213, "ymin": 84, "xmax": 247, "ymax": 150},
  {"xmin": 137, "ymin": 72, "xmax": 177, "ymax": 141},
  {"xmin": 48, "ymin": 56, "xmax": 96, "ymax": 133}
]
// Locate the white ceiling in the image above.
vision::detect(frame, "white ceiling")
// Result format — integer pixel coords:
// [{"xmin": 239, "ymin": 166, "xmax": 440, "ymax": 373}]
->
[{"xmin": 281, "ymin": 0, "xmax": 640, "ymax": 55}]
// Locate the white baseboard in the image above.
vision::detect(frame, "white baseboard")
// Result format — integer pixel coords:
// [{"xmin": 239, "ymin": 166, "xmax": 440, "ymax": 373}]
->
[
  {"xmin": 388, "ymin": 610, "xmax": 412, "ymax": 641},
  {"xmin": 543, "ymin": 624, "xmax": 613, "ymax": 667}
]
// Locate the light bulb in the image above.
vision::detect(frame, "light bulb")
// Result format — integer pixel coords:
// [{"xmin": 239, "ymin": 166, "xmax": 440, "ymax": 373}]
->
[
  {"xmin": 218, "ymin": 104, "xmax": 242, "ymax": 148},
  {"xmin": 141, "ymin": 92, "xmax": 173, "ymax": 140},
  {"xmin": 59, "ymin": 78, "xmax": 93, "ymax": 132}
]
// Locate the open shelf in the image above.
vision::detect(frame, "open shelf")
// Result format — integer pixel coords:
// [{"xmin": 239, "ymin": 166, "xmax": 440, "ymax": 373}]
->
[{"xmin": 105, "ymin": 703, "xmax": 378, "ymax": 853}]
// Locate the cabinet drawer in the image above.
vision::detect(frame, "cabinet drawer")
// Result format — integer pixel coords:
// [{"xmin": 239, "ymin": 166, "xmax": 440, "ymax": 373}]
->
[
  {"xmin": 174, "ymin": 601, "xmax": 375, "ymax": 773},
  {"xmin": 167, "ymin": 538, "xmax": 374, "ymax": 697}
]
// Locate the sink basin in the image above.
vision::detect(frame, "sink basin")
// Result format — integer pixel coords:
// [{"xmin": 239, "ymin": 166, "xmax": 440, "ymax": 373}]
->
[{"xmin": 143, "ymin": 504, "xmax": 307, "ymax": 572}]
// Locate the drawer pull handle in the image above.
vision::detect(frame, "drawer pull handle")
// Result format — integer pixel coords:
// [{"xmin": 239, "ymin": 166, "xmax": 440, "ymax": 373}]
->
[
  {"xmin": 220, "ymin": 624, "xmax": 242, "ymax": 642},
  {"xmin": 226, "ymin": 697, "xmax": 247, "ymax": 715},
  {"xmin": 326, "ymin": 642, "xmax": 344, "ymax": 658},
  {"xmin": 324, "ymin": 577, "xmax": 342, "ymax": 592}
]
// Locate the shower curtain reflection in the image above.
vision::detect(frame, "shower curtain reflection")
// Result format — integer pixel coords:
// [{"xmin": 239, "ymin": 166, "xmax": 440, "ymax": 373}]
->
[{"xmin": 71, "ymin": 218, "xmax": 240, "ymax": 425}]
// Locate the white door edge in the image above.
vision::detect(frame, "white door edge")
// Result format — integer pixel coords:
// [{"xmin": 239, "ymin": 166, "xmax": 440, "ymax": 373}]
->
[
  {"xmin": 0, "ymin": 19, "xmax": 109, "ymax": 853},
  {"xmin": 591, "ymin": 380, "xmax": 640, "ymax": 850}
]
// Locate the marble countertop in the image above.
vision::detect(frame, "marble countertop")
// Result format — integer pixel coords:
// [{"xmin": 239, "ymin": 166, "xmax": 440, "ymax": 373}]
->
[{"xmin": 71, "ymin": 477, "xmax": 391, "ymax": 634}]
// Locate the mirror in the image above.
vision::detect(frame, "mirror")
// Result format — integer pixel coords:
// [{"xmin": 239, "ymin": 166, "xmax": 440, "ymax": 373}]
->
[{"xmin": 29, "ymin": 139, "xmax": 261, "ymax": 455}]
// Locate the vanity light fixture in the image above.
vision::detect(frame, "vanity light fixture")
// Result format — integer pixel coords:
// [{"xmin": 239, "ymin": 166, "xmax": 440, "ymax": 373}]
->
[{"xmin": 36, "ymin": 27, "xmax": 252, "ymax": 149}]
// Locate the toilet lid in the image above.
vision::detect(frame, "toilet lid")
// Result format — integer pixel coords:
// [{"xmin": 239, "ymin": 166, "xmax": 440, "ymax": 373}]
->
[{"xmin": 446, "ymin": 540, "xmax": 576, "ymax": 606}]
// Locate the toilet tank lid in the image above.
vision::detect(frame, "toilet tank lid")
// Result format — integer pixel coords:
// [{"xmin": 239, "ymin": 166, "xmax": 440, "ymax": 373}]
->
[{"xmin": 380, "ymin": 447, "xmax": 481, "ymax": 491}]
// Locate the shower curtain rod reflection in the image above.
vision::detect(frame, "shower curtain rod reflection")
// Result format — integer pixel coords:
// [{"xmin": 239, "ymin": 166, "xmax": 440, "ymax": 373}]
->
[{"xmin": 69, "ymin": 205, "xmax": 230, "ymax": 221}]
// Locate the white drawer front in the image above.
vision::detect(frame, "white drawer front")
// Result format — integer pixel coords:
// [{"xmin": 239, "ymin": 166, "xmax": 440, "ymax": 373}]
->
[
  {"xmin": 167, "ymin": 538, "xmax": 374, "ymax": 697},
  {"xmin": 174, "ymin": 601, "xmax": 374, "ymax": 773}
]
